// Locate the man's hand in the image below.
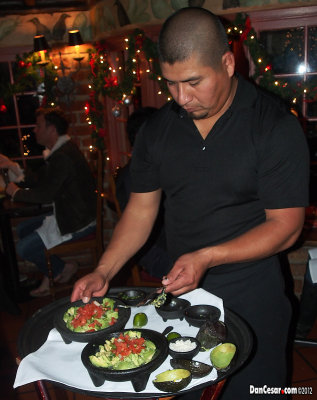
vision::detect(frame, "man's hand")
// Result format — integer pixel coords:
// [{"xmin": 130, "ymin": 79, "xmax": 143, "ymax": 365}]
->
[
  {"xmin": 71, "ymin": 270, "xmax": 109, "ymax": 303},
  {"xmin": 6, "ymin": 182, "xmax": 19, "ymax": 197},
  {"xmin": 162, "ymin": 248, "xmax": 211, "ymax": 296}
]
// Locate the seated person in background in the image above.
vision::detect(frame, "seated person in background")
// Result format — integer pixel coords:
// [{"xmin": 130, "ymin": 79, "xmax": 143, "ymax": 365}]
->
[
  {"xmin": 0, "ymin": 107, "xmax": 96, "ymax": 297},
  {"xmin": 115, "ymin": 107, "xmax": 171, "ymax": 279}
]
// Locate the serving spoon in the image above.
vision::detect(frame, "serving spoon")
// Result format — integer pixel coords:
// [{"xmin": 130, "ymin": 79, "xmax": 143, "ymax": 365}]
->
[{"xmin": 135, "ymin": 287, "xmax": 167, "ymax": 307}]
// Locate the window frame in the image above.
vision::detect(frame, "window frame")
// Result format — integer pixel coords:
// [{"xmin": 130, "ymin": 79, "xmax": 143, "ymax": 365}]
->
[
  {"xmin": 249, "ymin": 6, "xmax": 317, "ymax": 127},
  {"xmin": 0, "ymin": 45, "xmax": 43, "ymax": 169}
]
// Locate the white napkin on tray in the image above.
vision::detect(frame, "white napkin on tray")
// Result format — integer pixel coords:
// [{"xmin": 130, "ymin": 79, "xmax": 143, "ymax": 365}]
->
[{"xmin": 14, "ymin": 288, "xmax": 223, "ymax": 394}]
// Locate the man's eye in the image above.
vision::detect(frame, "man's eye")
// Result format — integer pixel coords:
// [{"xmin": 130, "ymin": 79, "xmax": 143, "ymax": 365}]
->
[
  {"xmin": 167, "ymin": 81, "xmax": 175, "ymax": 86},
  {"xmin": 190, "ymin": 81, "xmax": 199, "ymax": 86}
]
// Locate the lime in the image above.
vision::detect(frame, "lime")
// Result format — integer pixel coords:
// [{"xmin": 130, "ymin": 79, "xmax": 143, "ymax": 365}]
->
[
  {"xmin": 133, "ymin": 312, "xmax": 148, "ymax": 327},
  {"xmin": 167, "ymin": 332, "xmax": 181, "ymax": 341}
]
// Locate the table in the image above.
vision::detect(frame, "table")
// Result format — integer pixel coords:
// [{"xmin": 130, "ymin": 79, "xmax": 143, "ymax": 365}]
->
[
  {"xmin": 17, "ymin": 287, "xmax": 253, "ymax": 399},
  {"xmin": 0, "ymin": 197, "xmax": 52, "ymax": 302}
]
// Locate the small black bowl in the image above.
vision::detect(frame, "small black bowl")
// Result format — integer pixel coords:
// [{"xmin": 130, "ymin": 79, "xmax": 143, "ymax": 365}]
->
[
  {"xmin": 156, "ymin": 296, "xmax": 191, "ymax": 321},
  {"xmin": 168, "ymin": 336, "xmax": 200, "ymax": 360},
  {"xmin": 54, "ymin": 296, "xmax": 131, "ymax": 344},
  {"xmin": 184, "ymin": 305, "xmax": 221, "ymax": 327},
  {"xmin": 117, "ymin": 289, "xmax": 146, "ymax": 306}
]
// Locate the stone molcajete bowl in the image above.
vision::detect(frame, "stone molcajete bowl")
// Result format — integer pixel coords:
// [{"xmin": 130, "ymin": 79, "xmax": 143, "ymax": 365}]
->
[
  {"xmin": 54, "ymin": 296, "xmax": 131, "ymax": 344},
  {"xmin": 155, "ymin": 295, "xmax": 191, "ymax": 321},
  {"xmin": 81, "ymin": 328, "xmax": 169, "ymax": 392}
]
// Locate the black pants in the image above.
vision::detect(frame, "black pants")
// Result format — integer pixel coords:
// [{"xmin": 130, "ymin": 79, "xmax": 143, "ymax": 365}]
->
[{"xmin": 193, "ymin": 258, "xmax": 292, "ymax": 400}]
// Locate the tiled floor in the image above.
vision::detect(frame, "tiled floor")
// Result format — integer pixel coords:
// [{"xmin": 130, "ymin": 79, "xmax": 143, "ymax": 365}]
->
[{"xmin": 1, "ymin": 280, "xmax": 317, "ymax": 400}]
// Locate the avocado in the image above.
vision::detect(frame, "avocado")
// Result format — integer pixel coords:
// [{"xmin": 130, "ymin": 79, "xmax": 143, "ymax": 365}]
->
[
  {"xmin": 153, "ymin": 369, "xmax": 192, "ymax": 392},
  {"xmin": 210, "ymin": 343, "xmax": 236, "ymax": 371}
]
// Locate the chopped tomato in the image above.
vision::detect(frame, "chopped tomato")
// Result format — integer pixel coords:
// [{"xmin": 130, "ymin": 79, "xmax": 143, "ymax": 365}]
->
[
  {"xmin": 111, "ymin": 334, "xmax": 146, "ymax": 359},
  {"xmin": 71, "ymin": 302, "xmax": 108, "ymax": 328}
]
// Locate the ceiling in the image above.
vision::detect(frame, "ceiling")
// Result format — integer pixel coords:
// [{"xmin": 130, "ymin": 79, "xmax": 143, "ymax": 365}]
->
[{"xmin": 0, "ymin": 0, "xmax": 97, "ymax": 15}]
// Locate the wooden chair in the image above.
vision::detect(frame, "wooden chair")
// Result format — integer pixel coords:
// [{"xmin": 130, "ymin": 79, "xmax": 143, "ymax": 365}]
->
[{"xmin": 45, "ymin": 148, "xmax": 105, "ymax": 300}]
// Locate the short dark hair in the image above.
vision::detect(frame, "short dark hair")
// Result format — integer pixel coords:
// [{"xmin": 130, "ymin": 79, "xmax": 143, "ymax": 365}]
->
[
  {"xmin": 158, "ymin": 7, "xmax": 230, "ymax": 69},
  {"xmin": 126, "ymin": 107, "xmax": 158, "ymax": 147},
  {"xmin": 35, "ymin": 107, "xmax": 69, "ymax": 136}
]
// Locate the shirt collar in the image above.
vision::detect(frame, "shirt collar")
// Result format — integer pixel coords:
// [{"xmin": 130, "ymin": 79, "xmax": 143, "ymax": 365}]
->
[{"xmin": 43, "ymin": 135, "xmax": 71, "ymax": 160}]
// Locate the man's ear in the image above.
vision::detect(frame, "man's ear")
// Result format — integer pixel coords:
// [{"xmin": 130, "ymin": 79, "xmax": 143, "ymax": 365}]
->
[{"xmin": 222, "ymin": 52, "xmax": 235, "ymax": 78}]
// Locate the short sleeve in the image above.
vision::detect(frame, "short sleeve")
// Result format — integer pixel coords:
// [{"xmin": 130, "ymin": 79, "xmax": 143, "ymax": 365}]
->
[
  {"xmin": 257, "ymin": 114, "xmax": 309, "ymax": 209},
  {"xmin": 130, "ymin": 123, "xmax": 161, "ymax": 193}
]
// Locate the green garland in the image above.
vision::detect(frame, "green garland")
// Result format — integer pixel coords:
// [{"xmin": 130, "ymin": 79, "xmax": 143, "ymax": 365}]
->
[
  {"xmin": 0, "ymin": 52, "xmax": 58, "ymax": 106},
  {"xmin": 85, "ymin": 29, "xmax": 168, "ymax": 149},
  {"xmin": 228, "ymin": 14, "xmax": 317, "ymax": 104}
]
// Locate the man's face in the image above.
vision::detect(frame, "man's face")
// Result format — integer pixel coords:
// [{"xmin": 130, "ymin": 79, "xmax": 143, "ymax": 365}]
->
[
  {"xmin": 34, "ymin": 114, "xmax": 50, "ymax": 147},
  {"xmin": 161, "ymin": 53, "xmax": 234, "ymax": 120}
]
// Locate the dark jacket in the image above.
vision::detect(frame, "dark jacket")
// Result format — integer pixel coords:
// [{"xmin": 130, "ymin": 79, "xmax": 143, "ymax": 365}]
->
[{"xmin": 14, "ymin": 140, "xmax": 96, "ymax": 235}]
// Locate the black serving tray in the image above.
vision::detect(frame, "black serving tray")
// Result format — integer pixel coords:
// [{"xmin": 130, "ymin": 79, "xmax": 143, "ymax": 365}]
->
[{"xmin": 17, "ymin": 287, "xmax": 253, "ymax": 398}]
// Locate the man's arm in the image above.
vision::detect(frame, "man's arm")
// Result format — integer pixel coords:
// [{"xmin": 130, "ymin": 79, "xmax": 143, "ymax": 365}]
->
[
  {"xmin": 163, "ymin": 207, "xmax": 305, "ymax": 296},
  {"xmin": 71, "ymin": 189, "xmax": 162, "ymax": 302}
]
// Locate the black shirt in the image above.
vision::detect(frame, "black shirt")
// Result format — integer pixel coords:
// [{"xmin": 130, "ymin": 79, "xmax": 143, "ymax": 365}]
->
[{"xmin": 130, "ymin": 76, "xmax": 309, "ymax": 268}]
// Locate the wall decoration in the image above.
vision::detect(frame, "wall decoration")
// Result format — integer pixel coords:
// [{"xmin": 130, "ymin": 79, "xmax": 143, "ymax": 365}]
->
[
  {"xmin": 0, "ymin": 17, "xmax": 21, "ymax": 41},
  {"xmin": 0, "ymin": 10, "xmax": 91, "ymax": 47}
]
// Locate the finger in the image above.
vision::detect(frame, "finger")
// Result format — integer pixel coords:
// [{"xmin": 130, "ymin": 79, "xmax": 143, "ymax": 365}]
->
[
  {"xmin": 82, "ymin": 295, "xmax": 90, "ymax": 303},
  {"xmin": 70, "ymin": 284, "xmax": 83, "ymax": 302},
  {"xmin": 82, "ymin": 281, "xmax": 108, "ymax": 302}
]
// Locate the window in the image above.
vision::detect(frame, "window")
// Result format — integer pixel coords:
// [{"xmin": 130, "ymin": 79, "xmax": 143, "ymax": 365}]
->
[
  {"xmin": 250, "ymin": 7, "xmax": 317, "ymax": 138},
  {"xmin": 0, "ymin": 60, "xmax": 44, "ymax": 170},
  {"xmin": 250, "ymin": 7, "xmax": 317, "ymax": 202}
]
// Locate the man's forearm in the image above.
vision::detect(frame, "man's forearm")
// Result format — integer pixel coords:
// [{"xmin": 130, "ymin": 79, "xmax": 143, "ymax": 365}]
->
[
  {"xmin": 202, "ymin": 207, "xmax": 305, "ymax": 269},
  {"xmin": 96, "ymin": 191, "xmax": 161, "ymax": 281}
]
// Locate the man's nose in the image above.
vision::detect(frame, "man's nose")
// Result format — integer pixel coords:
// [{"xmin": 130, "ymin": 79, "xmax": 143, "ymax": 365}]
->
[{"xmin": 177, "ymin": 84, "xmax": 192, "ymax": 107}]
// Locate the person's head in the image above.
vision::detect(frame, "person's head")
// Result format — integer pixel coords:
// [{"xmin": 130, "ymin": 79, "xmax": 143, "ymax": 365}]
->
[
  {"xmin": 126, "ymin": 107, "xmax": 158, "ymax": 147},
  {"xmin": 34, "ymin": 107, "xmax": 69, "ymax": 148},
  {"xmin": 158, "ymin": 7, "xmax": 236, "ymax": 120},
  {"xmin": 158, "ymin": 7, "xmax": 230, "ymax": 69}
]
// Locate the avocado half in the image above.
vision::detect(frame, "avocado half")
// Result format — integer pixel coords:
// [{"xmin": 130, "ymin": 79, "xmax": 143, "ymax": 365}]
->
[
  {"xmin": 153, "ymin": 368, "xmax": 192, "ymax": 392},
  {"xmin": 210, "ymin": 343, "xmax": 236, "ymax": 371}
]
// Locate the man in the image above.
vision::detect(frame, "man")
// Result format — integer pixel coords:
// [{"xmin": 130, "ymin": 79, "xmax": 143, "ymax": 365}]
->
[
  {"xmin": 71, "ymin": 8, "xmax": 309, "ymax": 399},
  {"xmin": 1, "ymin": 107, "xmax": 96, "ymax": 297}
]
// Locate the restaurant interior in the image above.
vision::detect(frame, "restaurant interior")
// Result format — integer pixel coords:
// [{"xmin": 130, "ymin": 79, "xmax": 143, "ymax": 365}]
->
[{"xmin": 1, "ymin": 0, "xmax": 317, "ymax": 399}]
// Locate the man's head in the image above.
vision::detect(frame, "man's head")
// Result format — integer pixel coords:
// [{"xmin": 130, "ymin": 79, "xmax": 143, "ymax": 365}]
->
[
  {"xmin": 158, "ymin": 7, "xmax": 230, "ymax": 70},
  {"xmin": 126, "ymin": 107, "xmax": 158, "ymax": 147},
  {"xmin": 158, "ymin": 8, "xmax": 236, "ymax": 121},
  {"xmin": 34, "ymin": 107, "xmax": 69, "ymax": 148}
]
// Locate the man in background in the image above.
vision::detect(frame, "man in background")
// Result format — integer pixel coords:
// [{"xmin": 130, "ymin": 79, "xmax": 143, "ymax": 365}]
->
[{"xmin": 0, "ymin": 107, "xmax": 96, "ymax": 297}]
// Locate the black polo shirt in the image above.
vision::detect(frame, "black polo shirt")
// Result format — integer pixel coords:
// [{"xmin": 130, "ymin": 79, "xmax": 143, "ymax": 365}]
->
[{"xmin": 131, "ymin": 76, "xmax": 309, "ymax": 267}]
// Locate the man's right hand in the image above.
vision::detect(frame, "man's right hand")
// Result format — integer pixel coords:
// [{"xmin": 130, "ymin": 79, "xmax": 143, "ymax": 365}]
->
[{"xmin": 71, "ymin": 270, "xmax": 109, "ymax": 303}]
